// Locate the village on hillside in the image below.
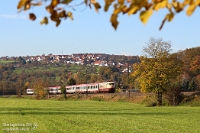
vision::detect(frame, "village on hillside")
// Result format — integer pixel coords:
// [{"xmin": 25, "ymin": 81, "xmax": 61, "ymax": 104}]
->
[{"xmin": 0, "ymin": 53, "xmax": 140, "ymax": 73}]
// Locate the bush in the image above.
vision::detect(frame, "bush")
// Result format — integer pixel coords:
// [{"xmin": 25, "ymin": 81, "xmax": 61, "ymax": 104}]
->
[
  {"xmin": 90, "ymin": 96, "xmax": 105, "ymax": 102},
  {"xmin": 180, "ymin": 95, "xmax": 200, "ymax": 106},
  {"xmin": 140, "ymin": 96, "xmax": 157, "ymax": 107},
  {"xmin": 165, "ymin": 87, "xmax": 182, "ymax": 106}
]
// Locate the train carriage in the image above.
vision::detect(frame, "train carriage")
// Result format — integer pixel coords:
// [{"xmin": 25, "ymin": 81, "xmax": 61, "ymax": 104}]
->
[
  {"xmin": 78, "ymin": 84, "xmax": 88, "ymax": 93},
  {"xmin": 26, "ymin": 88, "xmax": 34, "ymax": 95},
  {"xmin": 66, "ymin": 85, "xmax": 76, "ymax": 94},
  {"xmin": 87, "ymin": 83, "xmax": 99, "ymax": 93},
  {"xmin": 48, "ymin": 86, "xmax": 61, "ymax": 94}
]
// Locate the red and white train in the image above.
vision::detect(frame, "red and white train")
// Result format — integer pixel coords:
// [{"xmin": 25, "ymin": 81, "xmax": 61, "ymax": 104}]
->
[
  {"xmin": 66, "ymin": 82, "xmax": 115, "ymax": 94},
  {"xmin": 26, "ymin": 82, "xmax": 115, "ymax": 94}
]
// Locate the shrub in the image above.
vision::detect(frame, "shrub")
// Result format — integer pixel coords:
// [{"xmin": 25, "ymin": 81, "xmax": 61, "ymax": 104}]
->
[{"xmin": 165, "ymin": 87, "xmax": 182, "ymax": 106}]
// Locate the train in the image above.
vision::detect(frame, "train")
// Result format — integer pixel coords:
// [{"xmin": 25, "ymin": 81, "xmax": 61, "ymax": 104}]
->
[{"xmin": 26, "ymin": 81, "xmax": 115, "ymax": 95}]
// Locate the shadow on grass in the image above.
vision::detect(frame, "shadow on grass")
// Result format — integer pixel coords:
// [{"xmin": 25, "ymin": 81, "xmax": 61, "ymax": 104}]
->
[{"xmin": 0, "ymin": 107, "xmax": 180, "ymax": 116}]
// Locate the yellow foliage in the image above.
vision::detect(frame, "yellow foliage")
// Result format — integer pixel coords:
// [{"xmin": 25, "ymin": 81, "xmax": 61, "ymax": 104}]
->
[
  {"xmin": 40, "ymin": 17, "xmax": 48, "ymax": 25},
  {"xmin": 61, "ymin": 0, "xmax": 72, "ymax": 4},
  {"xmin": 132, "ymin": 38, "xmax": 182, "ymax": 93},
  {"xmin": 93, "ymin": 2, "xmax": 101, "ymax": 13},
  {"xmin": 67, "ymin": 12, "xmax": 73, "ymax": 20},
  {"xmin": 196, "ymin": 0, "xmax": 200, "ymax": 5},
  {"xmin": 165, "ymin": 13, "xmax": 174, "ymax": 22},
  {"xmin": 110, "ymin": 14, "xmax": 119, "ymax": 30},
  {"xmin": 17, "ymin": 0, "xmax": 27, "ymax": 9},
  {"xmin": 172, "ymin": 2, "xmax": 184, "ymax": 13},
  {"xmin": 16, "ymin": 0, "xmax": 199, "ymax": 29},
  {"xmin": 118, "ymin": 0, "xmax": 124, "ymax": 4},
  {"xmin": 128, "ymin": 3, "xmax": 140, "ymax": 15},
  {"xmin": 140, "ymin": 9, "xmax": 153, "ymax": 24},
  {"xmin": 153, "ymin": 0, "xmax": 168, "ymax": 11},
  {"xmin": 183, "ymin": 0, "xmax": 194, "ymax": 5},
  {"xmin": 24, "ymin": 82, "xmax": 30, "ymax": 87},
  {"xmin": 113, "ymin": 6, "xmax": 123, "ymax": 15},
  {"xmin": 186, "ymin": 4, "xmax": 196, "ymax": 16},
  {"xmin": 104, "ymin": 0, "xmax": 115, "ymax": 11},
  {"xmin": 51, "ymin": 0, "xmax": 60, "ymax": 8}
]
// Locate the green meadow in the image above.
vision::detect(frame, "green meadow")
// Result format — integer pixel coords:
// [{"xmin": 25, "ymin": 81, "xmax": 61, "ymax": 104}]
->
[{"xmin": 0, "ymin": 98, "xmax": 200, "ymax": 133}]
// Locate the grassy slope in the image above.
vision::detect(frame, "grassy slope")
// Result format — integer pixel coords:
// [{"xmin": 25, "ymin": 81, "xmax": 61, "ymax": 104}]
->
[
  {"xmin": 0, "ymin": 60, "xmax": 15, "ymax": 64},
  {"xmin": 0, "ymin": 98, "xmax": 200, "ymax": 133},
  {"xmin": 13, "ymin": 64, "xmax": 84, "ymax": 74}
]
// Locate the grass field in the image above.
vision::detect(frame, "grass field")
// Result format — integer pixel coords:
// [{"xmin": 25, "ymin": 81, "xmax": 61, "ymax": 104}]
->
[
  {"xmin": 0, "ymin": 60, "xmax": 15, "ymax": 64},
  {"xmin": 0, "ymin": 98, "xmax": 200, "ymax": 133},
  {"xmin": 13, "ymin": 64, "xmax": 89, "ymax": 74}
]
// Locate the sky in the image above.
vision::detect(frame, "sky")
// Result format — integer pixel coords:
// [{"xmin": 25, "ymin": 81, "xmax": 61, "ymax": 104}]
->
[{"xmin": 0, "ymin": 0, "xmax": 200, "ymax": 57}]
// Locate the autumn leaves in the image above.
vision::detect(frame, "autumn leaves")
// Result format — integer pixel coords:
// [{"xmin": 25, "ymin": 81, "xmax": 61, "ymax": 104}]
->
[
  {"xmin": 17, "ymin": 0, "xmax": 74, "ymax": 27},
  {"xmin": 17, "ymin": 0, "xmax": 200, "ymax": 29},
  {"xmin": 109, "ymin": 0, "xmax": 200, "ymax": 30}
]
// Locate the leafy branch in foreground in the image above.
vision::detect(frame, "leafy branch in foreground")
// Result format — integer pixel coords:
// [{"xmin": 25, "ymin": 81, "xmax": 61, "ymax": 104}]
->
[{"xmin": 17, "ymin": 0, "xmax": 200, "ymax": 29}]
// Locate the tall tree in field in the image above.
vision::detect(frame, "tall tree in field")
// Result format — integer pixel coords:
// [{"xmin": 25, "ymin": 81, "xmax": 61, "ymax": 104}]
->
[{"xmin": 132, "ymin": 38, "xmax": 182, "ymax": 105}]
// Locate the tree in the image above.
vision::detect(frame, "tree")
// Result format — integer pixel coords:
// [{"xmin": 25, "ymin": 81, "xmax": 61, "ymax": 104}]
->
[
  {"xmin": 190, "ymin": 55, "xmax": 200, "ymax": 76},
  {"xmin": 188, "ymin": 80, "xmax": 196, "ymax": 91},
  {"xmin": 17, "ymin": 0, "xmax": 200, "ymax": 30},
  {"xmin": 73, "ymin": 71, "xmax": 86, "ymax": 84},
  {"xmin": 67, "ymin": 78, "xmax": 76, "ymax": 85},
  {"xmin": 98, "ymin": 66, "xmax": 112, "ymax": 81},
  {"xmin": 132, "ymin": 38, "xmax": 182, "ymax": 105},
  {"xmin": 165, "ymin": 86, "xmax": 181, "ymax": 106},
  {"xmin": 60, "ymin": 84, "xmax": 67, "ymax": 99},
  {"xmin": 180, "ymin": 47, "xmax": 200, "ymax": 80},
  {"xmin": 195, "ymin": 74, "xmax": 200, "ymax": 90},
  {"xmin": 16, "ymin": 78, "xmax": 25, "ymax": 98},
  {"xmin": 181, "ymin": 80, "xmax": 189, "ymax": 91},
  {"xmin": 33, "ymin": 79, "xmax": 48, "ymax": 99}
]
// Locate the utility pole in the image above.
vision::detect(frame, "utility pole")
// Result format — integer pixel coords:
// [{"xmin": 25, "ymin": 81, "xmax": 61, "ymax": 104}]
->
[
  {"xmin": 86, "ymin": 68, "xmax": 88, "ymax": 97},
  {"xmin": 2, "ymin": 81, "xmax": 6, "ymax": 96},
  {"xmin": 118, "ymin": 71, "xmax": 121, "ymax": 90},
  {"xmin": 128, "ymin": 62, "xmax": 130, "ymax": 98},
  {"xmin": 3, "ymin": 82, "xmax": 4, "ymax": 96}
]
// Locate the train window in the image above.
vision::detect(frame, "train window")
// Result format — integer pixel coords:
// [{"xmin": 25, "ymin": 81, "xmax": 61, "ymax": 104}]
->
[
  {"xmin": 76, "ymin": 87, "xmax": 80, "ymax": 89},
  {"xmin": 88, "ymin": 86, "xmax": 90, "ymax": 89},
  {"xmin": 109, "ymin": 83, "xmax": 114, "ymax": 85}
]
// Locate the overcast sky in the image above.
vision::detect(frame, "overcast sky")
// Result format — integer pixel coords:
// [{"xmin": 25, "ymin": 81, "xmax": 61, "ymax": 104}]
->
[{"xmin": 0, "ymin": 0, "xmax": 200, "ymax": 57}]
